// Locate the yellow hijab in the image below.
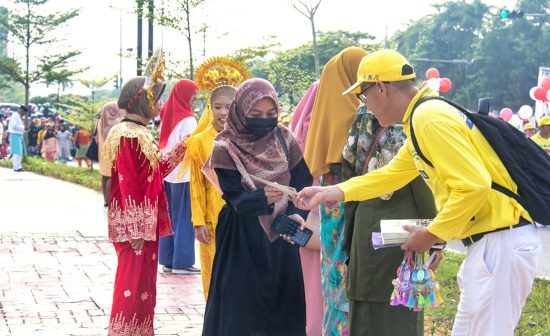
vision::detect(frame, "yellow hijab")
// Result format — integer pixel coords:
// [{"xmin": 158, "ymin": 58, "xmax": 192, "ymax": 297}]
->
[{"xmin": 304, "ymin": 47, "xmax": 368, "ymax": 177}]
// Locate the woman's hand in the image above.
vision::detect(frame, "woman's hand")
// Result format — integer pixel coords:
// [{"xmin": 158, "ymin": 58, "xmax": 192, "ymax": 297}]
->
[
  {"xmin": 130, "ymin": 238, "xmax": 144, "ymax": 251},
  {"xmin": 280, "ymin": 214, "xmax": 308, "ymax": 245},
  {"xmin": 265, "ymin": 185, "xmax": 285, "ymax": 204},
  {"xmin": 195, "ymin": 225, "xmax": 210, "ymax": 244}
]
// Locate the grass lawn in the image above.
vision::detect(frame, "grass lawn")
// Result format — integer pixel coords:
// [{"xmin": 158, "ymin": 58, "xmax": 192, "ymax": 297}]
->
[
  {"xmin": 0, "ymin": 156, "xmax": 102, "ymax": 191},
  {"xmin": 424, "ymin": 251, "xmax": 550, "ymax": 335}
]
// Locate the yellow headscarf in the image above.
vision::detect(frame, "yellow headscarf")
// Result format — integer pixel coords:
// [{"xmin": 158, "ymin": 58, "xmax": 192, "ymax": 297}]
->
[{"xmin": 304, "ymin": 47, "xmax": 368, "ymax": 177}]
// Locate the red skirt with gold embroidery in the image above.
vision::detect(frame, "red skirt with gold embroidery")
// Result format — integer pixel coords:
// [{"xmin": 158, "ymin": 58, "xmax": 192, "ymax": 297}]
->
[{"xmin": 107, "ymin": 240, "xmax": 159, "ymax": 336}]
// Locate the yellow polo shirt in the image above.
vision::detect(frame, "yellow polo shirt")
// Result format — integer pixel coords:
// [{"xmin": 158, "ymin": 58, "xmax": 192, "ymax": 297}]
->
[
  {"xmin": 338, "ymin": 87, "xmax": 531, "ymax": 242},
  {"xmin": 531, "ymin": 133, "xmax": 550, "ymax": 155}
]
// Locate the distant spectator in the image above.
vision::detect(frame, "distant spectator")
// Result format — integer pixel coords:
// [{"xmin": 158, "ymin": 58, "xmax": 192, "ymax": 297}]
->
[
  {"xmin": 524, "ymin": 123, "xmax": 536, "ymax": 138},
  {"xmin": 531, "ymin": 116, "xmax": 550, "ymax": 155},
  {"xmin": 57, "ymin": 124, "xmax": 73, "ymax": 162},
  {"xmin": 73, "ymin": 127, "xmax": 92, "ymax": 167},
  {"xmin": 41, "ymin": 125, "xmax": 58, "ymax": 161},
  {"xmin": 0, "ymin": 117, "xmax": 5, "ymax": 159},
  {"xmin": 27, "ymin": 120, "xmax": 40, "ymax": 157},
  {"xmin": 8, "ymin": 105, "xmax": 28, "ymax": 172}
]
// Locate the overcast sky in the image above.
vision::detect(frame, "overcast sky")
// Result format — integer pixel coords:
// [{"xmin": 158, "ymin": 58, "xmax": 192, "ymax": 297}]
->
[{"xmin": 1, "ymin": 0, "xmax": 516, "ymax": 97}]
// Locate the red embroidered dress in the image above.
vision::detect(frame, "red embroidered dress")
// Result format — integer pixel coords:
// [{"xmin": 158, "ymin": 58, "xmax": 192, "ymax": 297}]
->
[{"xmin": 104, "ymin": 121, "xmax": 186, "ymax": 336}]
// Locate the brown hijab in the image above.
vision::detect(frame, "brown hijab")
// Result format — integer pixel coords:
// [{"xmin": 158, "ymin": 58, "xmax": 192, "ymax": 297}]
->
[
  {"xmin": 210, "ymin": 78, "xmax": 303, "ymax": 241},
  {"xmin": 118, "ymin": 76, "xmax": 165, "ymax": 125},
  {"xmin": 98, "ymin": 102, "xmax": 125, "ymax": 142}
]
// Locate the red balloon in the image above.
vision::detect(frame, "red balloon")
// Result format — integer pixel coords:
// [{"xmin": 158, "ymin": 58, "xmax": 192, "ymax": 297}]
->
[
  {"xmin": 534, "ymin": 87, "xmax": 548, "ymax": 101},
  {"xmin": 439, "ymin": 78, "xmax": 452, "ymax": 93},
  {"xmin": 541, "ymin": 78, "xmax": 550, "ymax": 90},
  {"xmin": 420, "ymin": 80, "xmax": 427, "ymax": 88},
  {"xmin": 426, "ymin": 68, "xmax": 440, "ymax": 80},
  {"xmin": 499, "ymin": 108, "xmax": 513, "ymax": 121}
]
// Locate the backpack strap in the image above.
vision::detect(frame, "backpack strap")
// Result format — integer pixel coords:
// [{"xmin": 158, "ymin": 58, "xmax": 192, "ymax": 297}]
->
[
  {"xmin": 410, "ymin": 96, "xmax": 522, "ymax": 203},
  {"xmin": 275, "ymin": 127, "xmax": 290, "ymax": 162}
]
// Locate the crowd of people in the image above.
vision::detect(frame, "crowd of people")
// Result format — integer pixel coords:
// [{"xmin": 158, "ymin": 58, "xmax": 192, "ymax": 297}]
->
[
  {"xmin": 1, "ymin": 47, "xmax": 548, "ymax": 336},
  {"xmin": 0, "ymin": 109, "xmax": 93, "ymax": 169}
]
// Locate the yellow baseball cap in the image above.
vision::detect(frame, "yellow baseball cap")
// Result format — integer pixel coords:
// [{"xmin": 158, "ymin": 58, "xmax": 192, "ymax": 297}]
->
[
  {"xmin": 343, "ymin": 49, "xmax": 416, "ymax": 95},
  {"xmin": 538, "ymin": 116, "xmax": 550, "ymax": 127},
  {"xmin": 524, "ymin": 123, "xmax": 535, "ymax": 130}
]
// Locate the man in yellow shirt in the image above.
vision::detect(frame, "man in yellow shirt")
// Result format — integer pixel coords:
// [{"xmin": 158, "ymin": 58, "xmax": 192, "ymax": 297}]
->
[
  {"xmin": 523, "ymin": 122, "xmax": 536, "ymax": 138},
  {"xmin": 295, "ymin": 50, "xmax": 540, "ymax": 336},
  {"xmin": 531, "ymin": 116, "xmax": 550, "ymax": 155}
]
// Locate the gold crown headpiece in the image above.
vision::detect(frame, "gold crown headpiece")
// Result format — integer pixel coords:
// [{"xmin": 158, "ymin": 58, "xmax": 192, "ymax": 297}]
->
[
  {"xmin": 143, "ymin": 47, "xmax": 165, "ymax": 110},
  {"xmin": 195, "ymin": 56, "xmax": 251, "ymax": 93}
]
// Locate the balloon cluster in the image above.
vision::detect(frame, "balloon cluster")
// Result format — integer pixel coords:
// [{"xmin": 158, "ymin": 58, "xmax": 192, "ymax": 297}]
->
[
  {"xmin": 499, "ymin": 105, "xmax": 533, "ymax": 122},
  {"xmin": 529, "ymin": 78, "xmax": 550, "ymax": 102},
  {"xmin": 390, "ymin": 250, "xmax": 443, "ymax": 311},
  {"xmin": 420, "ymin": 68, "xmax": 453, "ymax": 93}
]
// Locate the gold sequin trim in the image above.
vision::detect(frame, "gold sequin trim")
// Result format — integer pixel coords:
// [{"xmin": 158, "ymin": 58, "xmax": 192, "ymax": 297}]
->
[
  {"xmin": 104, "ymin": 122, "xmax": 161, "ymax": 170},
  {"xmin": 107, "ymin": 312, "xmax": 153, "ymax": 336},
  {"xmin": 108, "ymin": 196, "xmax": 158, "ymax": 243}
]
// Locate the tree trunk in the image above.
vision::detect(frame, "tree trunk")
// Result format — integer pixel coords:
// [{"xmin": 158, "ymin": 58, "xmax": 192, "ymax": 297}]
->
[
  {"xmin": 148, "ymin": 0, "xmax": 154, "ymax": 58},
  {"xmin": 186, "ymin": 6, "xmax": 194, "ymax": 79},
  {"xmin": 310, "ymin": 16, "xmax": 320, "ymax": 79},
  {"xmin": 25, "ymin": 0, "xmax": 30, "ymax": 108},
  {"xmin": 137, "ymin": 1, "xmax": 143, "ymax": 76}
]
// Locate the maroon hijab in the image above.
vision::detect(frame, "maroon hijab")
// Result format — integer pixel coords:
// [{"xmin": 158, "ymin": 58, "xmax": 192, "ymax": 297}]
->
[{"xmin": 210, "ymin": 78, "xmax": 303, "ymax": 241}]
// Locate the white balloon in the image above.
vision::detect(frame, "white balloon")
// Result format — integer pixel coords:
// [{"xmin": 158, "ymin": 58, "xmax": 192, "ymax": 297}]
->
[
  {"xmin": 547, "ymin": 89, "xmax": 550, "ymax": 102},
  {"xmin": 508, "ymin": 114, "xmax": 523, "ymax": 129},
  {"xmin": 529, "ymin": 87, "xmax": 538, "ymax": 101},
  {"xmin": 518, "ymin": 105, "xmax": 534, "ymax": 120},
  {"xmin": 427, "ymin": 78, "xmax": 440, "ymax": 92}
]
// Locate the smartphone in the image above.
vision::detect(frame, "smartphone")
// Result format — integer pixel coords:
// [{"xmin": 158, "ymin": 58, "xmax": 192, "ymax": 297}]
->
[{"xmin": 271, "ymin": 213, "xmax": 313, "ymax": 247}]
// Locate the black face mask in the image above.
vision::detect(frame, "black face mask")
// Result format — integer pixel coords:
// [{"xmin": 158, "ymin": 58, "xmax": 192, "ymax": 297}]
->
[{"xmin": 244, "ymin": 117, "xmax": 278, "ymax": 138}]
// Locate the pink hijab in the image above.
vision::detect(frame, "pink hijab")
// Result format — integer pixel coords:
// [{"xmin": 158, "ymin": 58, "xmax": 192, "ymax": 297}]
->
[
  {"xmin": 290, "ymin": 81, "xmax": 319, "ymax": 150},
  {"xmin": 210, "ymin": 78, "xmax": 303, "ymax": 241}
]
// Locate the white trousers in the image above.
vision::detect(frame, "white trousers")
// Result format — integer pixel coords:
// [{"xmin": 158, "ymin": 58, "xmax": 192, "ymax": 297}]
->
[
  {"xmin": 451, "ymin": 224, "xmax": 540, "ymax": 336},
  {"xmin": 12, "ymin": 154, "xmax": 22, "ymax": 170}
]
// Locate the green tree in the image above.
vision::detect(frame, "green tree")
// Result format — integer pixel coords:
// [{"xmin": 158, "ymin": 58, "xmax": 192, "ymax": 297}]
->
[
  {"xmin": 0, "ymin": 0, "xmax": 83, "ymax": 107},
  {"xmin": 472, "ymin": 0, "xmax": 550, "ymax": 110},
  {"xmin": 391, "ymin": 0, "xmax": 488, "ymax": 108}
]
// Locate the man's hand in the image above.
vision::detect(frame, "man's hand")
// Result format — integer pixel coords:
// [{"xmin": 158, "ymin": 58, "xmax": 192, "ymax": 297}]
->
[
  {"xmin": 195, "ymin": 225, "xmax": 210, "ymax": 244},
  {"xmin": 401, "ymin": 225, "xmax": 441, "ymax": 252},
  {"xmin": 280, "ymin": 214, "xmax": 307, "ymax": 245},
  {"xmin": 265, "ymin": 185, "xmax": 285, "ymax": 204},
  {"xmin": 130, "ymin": 238, "xmax": 144, "ymax": 251},
  {"xmin": 293, "ymin": 186, "xmax": 344, "ymax": 210}
]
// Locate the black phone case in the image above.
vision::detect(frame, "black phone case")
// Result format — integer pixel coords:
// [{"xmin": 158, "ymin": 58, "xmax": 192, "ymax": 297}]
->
[{"xmin": 271, "ymin": 213, "xmax": 313, "ymax": 247}]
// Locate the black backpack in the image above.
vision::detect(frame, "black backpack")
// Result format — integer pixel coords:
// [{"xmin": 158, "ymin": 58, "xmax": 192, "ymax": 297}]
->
[{"xmin": 410, "ymin": 96, "xmax": 550, "ymax": 226}]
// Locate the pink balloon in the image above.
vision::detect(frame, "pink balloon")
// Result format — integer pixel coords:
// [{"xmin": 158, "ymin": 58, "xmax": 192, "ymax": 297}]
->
[
  {"xmin": 420, "ymin": 80, "xmax": 427, "ymax": 89},
  {"xmin": 541, "ymin": 78, "xmax": 550, "ymax": 91},
  {"xmin": 426, "ymin": 68, "xmax": 440, "ymax": 80},
  {"xmin": 534, "ymin": 87, "xmax": 548, "ymax": 101},
  {"xmin": 499, "ymin": 108, "xmax": 513, "ymax": 121},
  {"xmin": 439, "ymin": 78, "xmax": 452, "ymax": 93},
  {"xmin": 488, "ymin": 112, "xmax": 497, "ymax": 118}
]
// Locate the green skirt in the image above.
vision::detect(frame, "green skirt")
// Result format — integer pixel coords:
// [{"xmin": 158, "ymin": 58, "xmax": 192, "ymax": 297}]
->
[
  {"xmin": 349, "ymin": 300, "xmax": 423, "ymax": 336},
  {"xmin": 76, "ymin": 144, "xmax": 89, "ymax": 158}
]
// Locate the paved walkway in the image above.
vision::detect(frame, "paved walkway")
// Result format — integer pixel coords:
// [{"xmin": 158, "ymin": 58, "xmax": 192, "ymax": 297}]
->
[{"xmin": 0, "ymin": 168, "xmax": 205, "ymax": 335}]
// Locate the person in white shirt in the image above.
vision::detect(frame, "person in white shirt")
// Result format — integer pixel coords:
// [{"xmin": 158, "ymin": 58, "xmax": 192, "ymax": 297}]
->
[
  {"xmin": 8, "ymin": 106, "xmax": 28, "ymax": 171},
  {"xmin": 157, "ymin": 79, "xmax": 200, "ymax": 274}
]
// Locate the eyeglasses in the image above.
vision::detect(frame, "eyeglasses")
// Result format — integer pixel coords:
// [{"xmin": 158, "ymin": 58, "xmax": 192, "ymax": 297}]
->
[{"xmin": 356, "ymin": 83, "xmax": 376, "ymax": 104}]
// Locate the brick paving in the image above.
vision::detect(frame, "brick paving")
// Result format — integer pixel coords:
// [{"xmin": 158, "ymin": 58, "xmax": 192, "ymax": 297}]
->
[{"xmin": 0, "ymin": 232, "xmax": 205, "ymax": 336}]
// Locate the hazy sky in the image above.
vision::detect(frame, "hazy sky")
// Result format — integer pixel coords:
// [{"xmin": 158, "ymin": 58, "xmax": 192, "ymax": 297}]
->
[{"xmin": 1, "ymin": 0, "xmax": 516, "ymax": 97}]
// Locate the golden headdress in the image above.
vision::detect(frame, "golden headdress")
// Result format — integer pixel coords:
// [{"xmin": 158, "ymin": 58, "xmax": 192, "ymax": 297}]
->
[
  {"xmin": 195, "ymin": 56, "xmax": 251, "ymax": 94},
  {"xmin": 143, "ymin": 47, "xmax": 166, "ymax": 110},
  {"xmin": 176, "ymin": 57, "xmax": 250, "ymax": 181}
]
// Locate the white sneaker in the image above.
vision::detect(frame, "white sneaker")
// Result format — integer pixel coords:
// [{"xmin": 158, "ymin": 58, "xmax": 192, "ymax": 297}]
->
[{"xmin": 160, "ymin": 265, "xmax": 173, "ymax": 273}]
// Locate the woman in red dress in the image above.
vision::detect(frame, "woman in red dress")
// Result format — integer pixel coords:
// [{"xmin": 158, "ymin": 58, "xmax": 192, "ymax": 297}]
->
[{"xmin": 104, "ymin": 75, "xmax": 187, "ymax": 336}]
